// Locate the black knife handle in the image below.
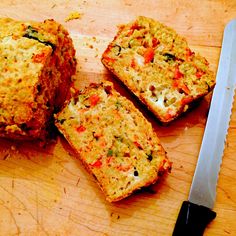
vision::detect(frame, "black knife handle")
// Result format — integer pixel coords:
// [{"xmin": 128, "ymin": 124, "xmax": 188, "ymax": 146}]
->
[{"xmin": 172, "ymin": 201, "xmax": 216, "ymax": 236}]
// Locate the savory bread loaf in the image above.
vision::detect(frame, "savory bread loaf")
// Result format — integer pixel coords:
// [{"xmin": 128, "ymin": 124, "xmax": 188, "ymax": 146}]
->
[
  {"xmin": 55, "ymin": 81, "xmax": 171, "ymax": 202},
  {"xmin": 102, "ymin": 16, "xmax": 215, "ymax": 123},
  {"xmin": 0, "ymin": 18, "xmax": 76, "ymax": 140}
]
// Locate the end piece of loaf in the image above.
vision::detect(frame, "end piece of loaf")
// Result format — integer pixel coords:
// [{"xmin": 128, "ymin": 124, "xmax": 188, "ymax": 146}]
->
[
  {"xmin": 55, "ymin": 81, "xmax": 171, "ymax": 202},
  {"xmin": 102, "ymin": 16, "xmax": 215, "ymax": 123},
  {"xmin": 0, "ymin": 18, "xmax": 76, "ymax": 140}
]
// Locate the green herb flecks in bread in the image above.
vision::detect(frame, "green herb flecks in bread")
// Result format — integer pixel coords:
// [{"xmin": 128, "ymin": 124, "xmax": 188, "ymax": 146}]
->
[
  {"xmin": 102, "ymin": 16, "xmax": 215, "ymax": 123},
  {"xmin": 55, "ymin": 81, "xmax": 171, "ymax": 202},
  {"xmin": 0, "ymin": 17, "xmax": 76, "ymax": 140}
]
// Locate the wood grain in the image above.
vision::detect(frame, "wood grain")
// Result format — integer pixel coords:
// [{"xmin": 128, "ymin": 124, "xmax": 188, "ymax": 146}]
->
[{"xmin": 0, "ymin": 1, "xmax": 235, "ymax": 235}]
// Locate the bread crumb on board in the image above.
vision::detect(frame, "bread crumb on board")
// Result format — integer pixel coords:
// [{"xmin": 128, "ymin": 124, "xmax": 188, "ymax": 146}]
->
[{"xmin": 65, "ymin": 11, "xmax": 83, "ymax": 22}]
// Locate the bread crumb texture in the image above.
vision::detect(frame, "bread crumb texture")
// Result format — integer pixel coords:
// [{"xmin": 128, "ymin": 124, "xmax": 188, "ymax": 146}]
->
[
  {"xmin": 102, "ymin": 16, "xmax": 215, "ymax": 123},
  {"xmin": 65, "ymin": 11, "xmax": 83, "ymax": 22},
  {"xmin": 0, "ymin": 18, "xmax": 76, "ymax": 140},
  {"xmin": 55, "ymin": 81, "xmax": 171, "ymax": 202}
]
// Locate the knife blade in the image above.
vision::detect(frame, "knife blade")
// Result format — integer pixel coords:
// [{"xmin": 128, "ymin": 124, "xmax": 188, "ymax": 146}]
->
[{"xmin": 172, "ymin": 18, "xmax": 236, "ymax": 236}]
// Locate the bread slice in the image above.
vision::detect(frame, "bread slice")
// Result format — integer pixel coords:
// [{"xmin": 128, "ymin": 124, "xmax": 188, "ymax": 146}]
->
[
  {"xmin": 0, "ymin": 18, "xmax": 76, "ymax": 140},
  {"xmin": 101, "ymin": 16, "xmax": 215, "ymax": 123},
  {"xmin": 55, "ymin": 81, "xmax": 171, "ymax": 202}
]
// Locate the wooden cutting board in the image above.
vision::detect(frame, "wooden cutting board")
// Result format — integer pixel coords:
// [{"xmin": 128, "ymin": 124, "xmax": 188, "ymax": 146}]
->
[{"xmin": 0, "ymin": 1, "xmax": 235, "ymax": 235}]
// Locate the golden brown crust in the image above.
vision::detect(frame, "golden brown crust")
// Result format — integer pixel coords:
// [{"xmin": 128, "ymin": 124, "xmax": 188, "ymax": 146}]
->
[
  {"xmin": 0, "ymin": 18, "xmax": 76, "ymax": 140},
  {"xmin": 101, "ymin": 16, "xmax": 215, "ymax": 123},
  {"xmin": 55, "ymin": 81, "xmax": 171, "ymax": 202}
]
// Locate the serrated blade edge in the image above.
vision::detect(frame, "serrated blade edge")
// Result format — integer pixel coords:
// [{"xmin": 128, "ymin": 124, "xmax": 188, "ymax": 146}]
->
[{"xmin": 188, "ymin": 19, "xmax": 236, "ymax": 209}]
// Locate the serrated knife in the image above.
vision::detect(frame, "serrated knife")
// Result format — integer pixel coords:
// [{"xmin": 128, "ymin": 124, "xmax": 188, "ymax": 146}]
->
[{"xmin": 172, "ymin": 19, "xmax": 236, "ymax": 236}]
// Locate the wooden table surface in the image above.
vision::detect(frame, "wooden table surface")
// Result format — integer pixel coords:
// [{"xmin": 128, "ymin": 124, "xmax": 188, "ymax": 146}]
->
[{"xmin": 0, "ymin": 1, "xmax": 235, "ymax": 235}]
